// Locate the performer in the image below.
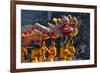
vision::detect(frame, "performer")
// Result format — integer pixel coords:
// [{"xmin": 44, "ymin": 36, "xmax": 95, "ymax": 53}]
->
[
  {"xmin": 30, "ymin": 48, "xmax": 38, "ymax": 63},
  {"xmin": 48, "ymin": 41, "xmax": 57, "ymax": 62},
  {"xmin": 21, "ymin": 46, "xmax": 28, "ymax": 63},
  {"xmin": 59, "ymin": 44, "xmax": 65, "ymax": 60},
  {"xmin": 64, "ymin": 43, "xmax": 75, "ymax": 60},
  {"xmin": 38, "ymin": 41, "xmax": 48, "ymax": 62}
]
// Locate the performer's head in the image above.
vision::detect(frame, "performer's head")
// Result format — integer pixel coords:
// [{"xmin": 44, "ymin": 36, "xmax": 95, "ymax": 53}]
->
[
  {"xmin": 51, "ymin": 41, "xmax": 55, "ymax": 47},
  {"xmin": 63, "ymin": 43, "xmax": 68, "ymax": 49},
  {"xmin": 41, "ymin": 41, "xmax": 46, "ymax": 46}
]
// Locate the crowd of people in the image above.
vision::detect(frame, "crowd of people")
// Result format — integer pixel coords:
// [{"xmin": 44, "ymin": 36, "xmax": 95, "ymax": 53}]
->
[{"xmin": 21, "ymin": 40, "xmax": 76, "ymax": 63}]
